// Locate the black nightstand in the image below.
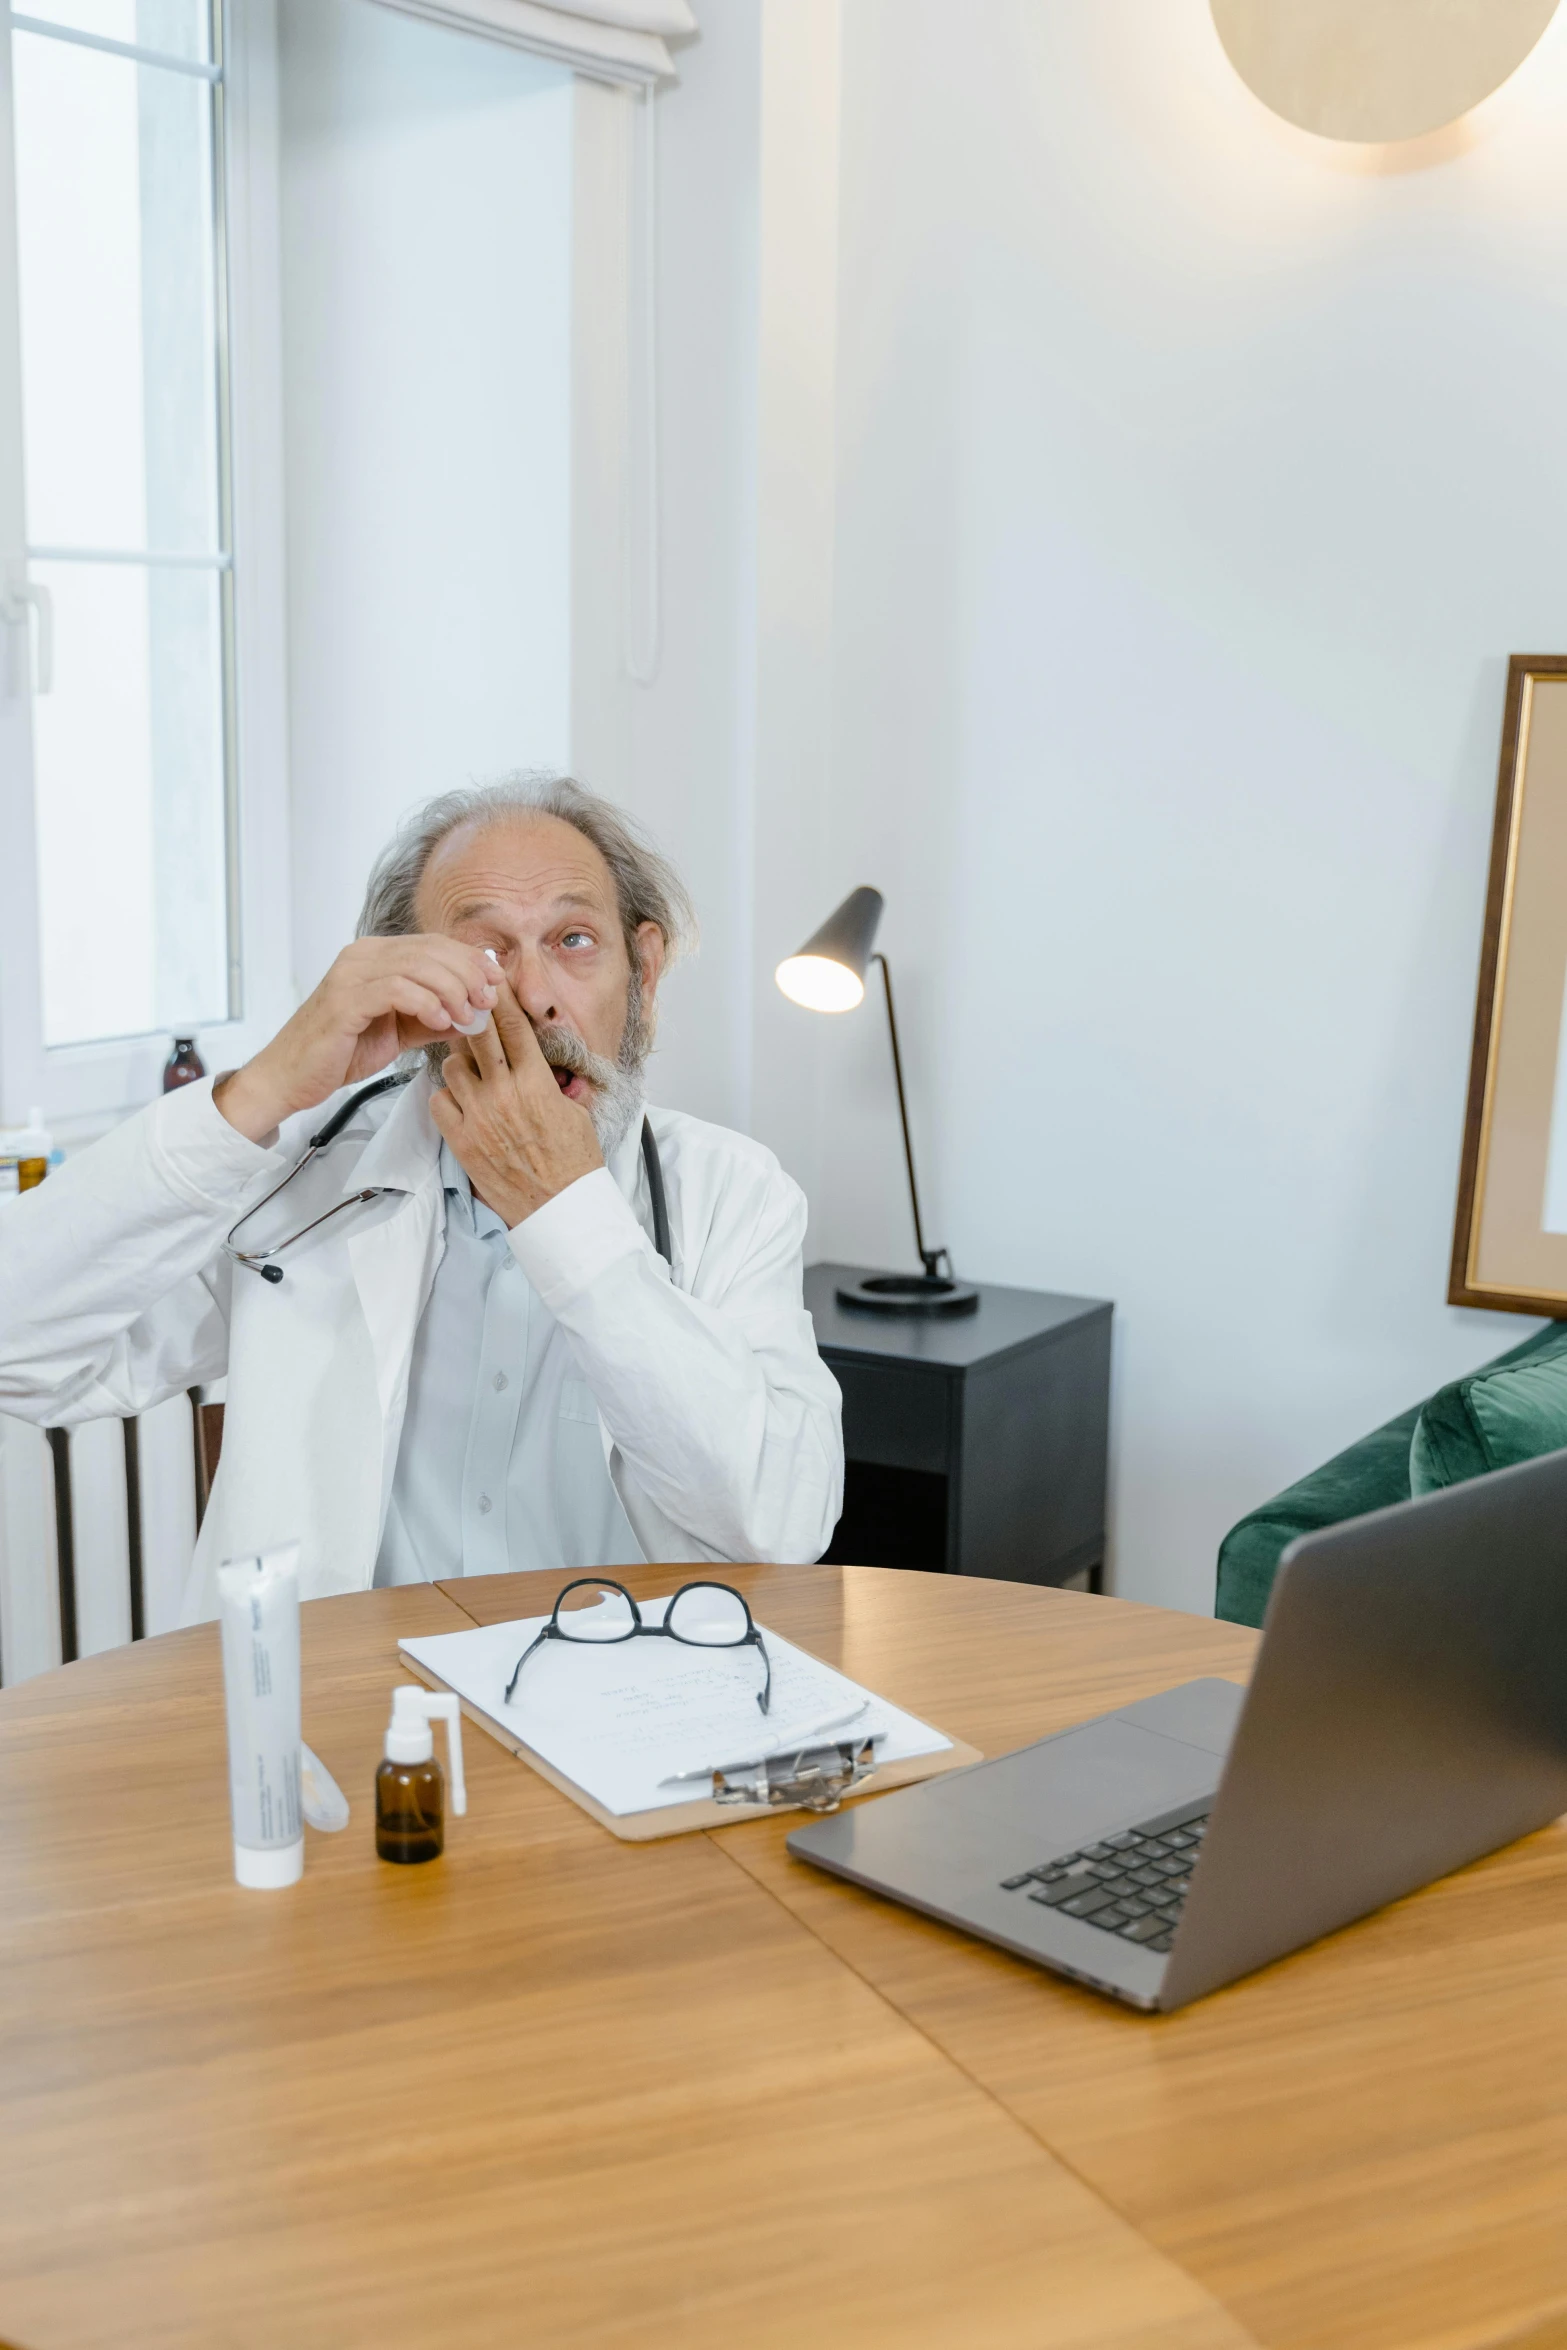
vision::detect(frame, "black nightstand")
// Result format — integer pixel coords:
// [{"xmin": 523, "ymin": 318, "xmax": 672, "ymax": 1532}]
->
[{"xmin": 805, "ymin": 1264, "xmax": 1112, "ymax": 1591}]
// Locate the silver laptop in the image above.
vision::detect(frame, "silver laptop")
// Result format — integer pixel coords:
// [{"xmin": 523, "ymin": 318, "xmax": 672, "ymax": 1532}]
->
[{"xmin": 788, "ymin": 1442, "xmax": 1567, "ymax": 2009}]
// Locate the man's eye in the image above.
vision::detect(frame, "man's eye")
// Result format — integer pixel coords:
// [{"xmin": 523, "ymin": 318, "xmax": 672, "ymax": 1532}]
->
[{"xmin": 562, "ymin": 930, "xmax": 593, "ymax": 949}]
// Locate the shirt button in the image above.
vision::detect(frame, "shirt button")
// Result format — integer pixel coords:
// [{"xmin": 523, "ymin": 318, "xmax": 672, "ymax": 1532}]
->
[
  {"xmin": 492, "ymin": 1370, "xmax": 508, "ymax": 1392},
  {"xmin": 477, "ymin": 1494, "xmax": 493, "ymax": 1516}
]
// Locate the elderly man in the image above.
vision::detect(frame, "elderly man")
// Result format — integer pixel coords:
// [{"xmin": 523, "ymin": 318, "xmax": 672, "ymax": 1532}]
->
[{"xmin": 0, "ymin": 776, "xmax": 843, "ymax": 1615}]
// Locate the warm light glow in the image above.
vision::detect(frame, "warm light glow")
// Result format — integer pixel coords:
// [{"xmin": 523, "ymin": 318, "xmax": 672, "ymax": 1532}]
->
[{"xmin": 775, "ymin": 954, "xmax": 865, "ymax": 1012}]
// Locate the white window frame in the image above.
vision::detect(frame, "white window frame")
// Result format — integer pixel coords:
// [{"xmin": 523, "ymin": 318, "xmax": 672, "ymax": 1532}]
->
[{"xmin": 0, "ymin": 0, "xmax": 292, "ymax": 1144}]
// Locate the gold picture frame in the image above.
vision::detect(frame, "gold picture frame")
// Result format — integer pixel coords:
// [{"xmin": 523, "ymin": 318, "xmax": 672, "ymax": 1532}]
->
[{"xmin": 1451, "ymin": 655, "xmax": 1567, "ymax": 1316}]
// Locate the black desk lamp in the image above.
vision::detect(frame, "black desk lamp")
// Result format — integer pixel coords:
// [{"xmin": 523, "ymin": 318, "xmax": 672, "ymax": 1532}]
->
[{"xmin": 776, "ymin": 887, "xmax": 978, "ymax": 1316}]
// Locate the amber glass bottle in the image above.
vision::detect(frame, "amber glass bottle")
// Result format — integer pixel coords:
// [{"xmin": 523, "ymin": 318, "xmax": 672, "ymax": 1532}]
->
[
  {"xmin": 163, "ymin": 1037, "xmax": 206, "ymax": 1092},
  {"xmin": 375, "ymin": 1687, "xmax": 465, "ymax": 1864},
  {"xmin": 375, "ymin": 1754, "xmax": 445, "ymax": 1864}
]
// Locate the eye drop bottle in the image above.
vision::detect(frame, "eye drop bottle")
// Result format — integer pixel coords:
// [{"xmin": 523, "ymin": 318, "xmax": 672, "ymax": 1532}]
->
[
  {"xmin": 376, "ymin": 1686, "xmax": 467, "ymax": 1863},
  {"xmin": 453, "ymin": 947, "xmax": 502, "ymax": 1036}
]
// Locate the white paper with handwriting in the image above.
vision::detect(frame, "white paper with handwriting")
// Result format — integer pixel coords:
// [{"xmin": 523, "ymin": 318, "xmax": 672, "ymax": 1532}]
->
[{"xmin": 398, "ymin": 1594, "xmax": 950, "ymax": 1817}]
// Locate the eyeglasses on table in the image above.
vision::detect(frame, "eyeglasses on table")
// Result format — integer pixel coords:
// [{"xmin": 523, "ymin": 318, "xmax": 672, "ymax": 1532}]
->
[{"xmin": 503, "ymin": 1579, "xmax": 772, "ymax": 1715}]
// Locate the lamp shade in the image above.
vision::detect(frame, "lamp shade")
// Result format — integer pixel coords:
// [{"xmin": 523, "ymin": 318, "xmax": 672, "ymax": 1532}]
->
[{"xmin": 775, "ymin": 886, "xmax": 884, "ymax": 1013}]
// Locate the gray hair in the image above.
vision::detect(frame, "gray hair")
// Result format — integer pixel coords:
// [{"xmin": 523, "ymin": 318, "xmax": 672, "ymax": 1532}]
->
[{"xmin": 356, "ymin": 771, "xmax": 698, "ymax": 967}]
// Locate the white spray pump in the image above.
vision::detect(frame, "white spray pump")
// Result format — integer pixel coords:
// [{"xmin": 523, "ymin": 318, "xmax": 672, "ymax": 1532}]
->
[{"xmin": 376, "ymin": 1686, "xmax": 467, "ymax": 1863}]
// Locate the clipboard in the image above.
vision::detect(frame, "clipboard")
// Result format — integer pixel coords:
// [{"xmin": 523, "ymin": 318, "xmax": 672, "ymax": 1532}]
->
[{"xmin": 400, "ymin": 1648, "xmax": 980, "ymax": 1842}]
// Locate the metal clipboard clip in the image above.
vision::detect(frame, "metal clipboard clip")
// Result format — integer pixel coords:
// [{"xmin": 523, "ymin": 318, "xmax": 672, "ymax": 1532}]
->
[{"xmin": 710, "ymin": 1733, "xmax": 881, "ymax": 1814}]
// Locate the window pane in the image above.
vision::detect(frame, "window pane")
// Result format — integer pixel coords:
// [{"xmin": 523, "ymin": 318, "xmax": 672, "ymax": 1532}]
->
[
  {"xmin": 15, "ymin": 3, "xmax": 212, "ymax": 65},
  {"xmin": 14, "ymin": 28, "xmax": 219, "ymax": 552},
  {"xmin": 32, "ymin": 561, "xmax": 229, "ymax": 1048}
]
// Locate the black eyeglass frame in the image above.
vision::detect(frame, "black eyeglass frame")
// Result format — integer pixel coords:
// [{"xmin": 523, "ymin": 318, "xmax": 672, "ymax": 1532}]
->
[{"xmin": 503, "ymin": 1577, "xmax": 772, "ymax": 1715}]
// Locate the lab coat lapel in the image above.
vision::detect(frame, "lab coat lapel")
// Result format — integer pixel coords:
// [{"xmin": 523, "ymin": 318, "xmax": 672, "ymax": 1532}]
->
[
  {"xmin": 345, "ymin": 1073, "xmax": 445, "ymax": 1420},
  {"xmin": 595, "ymin": 1109, "xmax": 669, "ymax": 1494},
  {"xmin": 182, "ymin": 1074, "xmax": 447, "ymax": 1619},
  {"xmin": 608, "ymin": 1110, "xmax": 668, "ymax": 1272}
]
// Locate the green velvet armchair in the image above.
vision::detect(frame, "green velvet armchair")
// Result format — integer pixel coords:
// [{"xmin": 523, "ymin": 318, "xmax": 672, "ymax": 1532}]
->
[{"xmin": 1214, "ymin": 1320, "xmax": 1567, "ymax": 1627}]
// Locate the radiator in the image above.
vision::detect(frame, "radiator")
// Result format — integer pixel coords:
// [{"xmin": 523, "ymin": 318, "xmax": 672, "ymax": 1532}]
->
[{"xmin": 0, "ymin": 1398, "xmax": 203, "ymax": 1686}]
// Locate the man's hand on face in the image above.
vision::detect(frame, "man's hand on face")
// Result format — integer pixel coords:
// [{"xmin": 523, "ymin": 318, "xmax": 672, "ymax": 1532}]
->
[
  {"xmin": 429, "ymin": 975, "xmax": 604, "ymax": 1226},
  {"xmin": 214, "ymin": 935, "xmax": 500, "ymax": 1143}
]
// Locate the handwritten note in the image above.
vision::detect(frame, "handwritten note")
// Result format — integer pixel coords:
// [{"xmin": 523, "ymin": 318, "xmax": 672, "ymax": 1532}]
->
[{"xmin": 398, "ymin": 1595, "xmax": 951, "ymax": 1817}]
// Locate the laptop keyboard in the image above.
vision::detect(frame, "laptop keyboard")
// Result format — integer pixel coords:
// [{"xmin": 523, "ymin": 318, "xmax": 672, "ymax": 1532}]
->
[{"xmin": 999, "ymin": 1804, "xmax": 1210, "ymax": 1955}]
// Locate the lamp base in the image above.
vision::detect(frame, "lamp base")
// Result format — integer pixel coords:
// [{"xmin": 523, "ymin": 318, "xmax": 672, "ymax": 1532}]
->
[{"xmin": 835, "ymin": 1273, "xmax": 980, "ymax": 1317}]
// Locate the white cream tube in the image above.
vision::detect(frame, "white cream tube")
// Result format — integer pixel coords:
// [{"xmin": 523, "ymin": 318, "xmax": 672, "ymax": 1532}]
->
[{"xmin": 217, "ymin": 1542, "xmax": 304, "ymax": 1888}]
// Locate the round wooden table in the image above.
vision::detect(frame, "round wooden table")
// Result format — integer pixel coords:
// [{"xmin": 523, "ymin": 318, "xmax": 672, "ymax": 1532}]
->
[{"xmin": 2, "ymin": 1565, "xmax": 1565, "ymax": 2350}]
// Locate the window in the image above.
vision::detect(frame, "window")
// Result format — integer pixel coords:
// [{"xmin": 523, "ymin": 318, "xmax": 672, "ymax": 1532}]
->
[
  {"xmin": 0, "ymin": 0, "xmax": 283, "ymax": 1131},
  {"xmin": 17, "ymin": 0, "xmax": 233, "ymax": 1056}
]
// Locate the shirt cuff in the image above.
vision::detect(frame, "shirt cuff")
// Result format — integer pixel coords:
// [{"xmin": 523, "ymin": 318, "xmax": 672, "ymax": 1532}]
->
[
  {"xmin": 145, "ymin": 1075, "xmax": 292, "ymax": 1214},
  {"xmin": 506, "ymin": 1166, "xmax": 646, "ymax": 1315}
]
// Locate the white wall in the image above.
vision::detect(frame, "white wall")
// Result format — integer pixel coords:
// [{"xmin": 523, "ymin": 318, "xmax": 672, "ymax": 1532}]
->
[
  {"xmin": 743, "ymin": 0, "xmax": 842, "ymax": 1204},
  {"xmin": 569, "ymin": 0, "xmax": 850, "ymax": 1184},
  {"xmin": 569, "ymin": 25, "xmax": 763, "ymax": 1129},
  {"xmin": 566, "ymin": 0, "xmax": 850, "ymax": 1172},
  {"xmin": 279, "ymin": 0, "xmax": 573, "ymax": 995},
  {"xmin": 791, "ymin": 0, "xmax": 1567, "ymax": 1611}
]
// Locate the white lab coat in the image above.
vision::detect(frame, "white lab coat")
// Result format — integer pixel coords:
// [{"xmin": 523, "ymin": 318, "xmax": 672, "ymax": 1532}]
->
[{"xmin": 0, "ymin": 1074, "xmax": 844, "ymax": 1617}]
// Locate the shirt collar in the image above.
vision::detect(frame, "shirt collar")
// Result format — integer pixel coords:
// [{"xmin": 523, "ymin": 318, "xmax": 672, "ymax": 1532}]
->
[
  {"xmin": 351, "ymin": 1070, "xmax": 650, "ymax": 1229},
  {"xmin": 438, "ymin": 1138, "xmax": 508, "ymax": 1240},
  {"xmin": 606, "ymin": 1107, "xmax": 646, "ymax": 1196},
  {"xmin": 439, "ymin": 1138, "xmax": 471, "ymax": 1223}
]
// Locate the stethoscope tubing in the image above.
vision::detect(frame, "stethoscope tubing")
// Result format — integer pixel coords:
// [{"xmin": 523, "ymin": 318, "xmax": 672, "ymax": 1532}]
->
[{"xmin": 224, "ymin": 1071, "xmax": 673, "ymax": 1280}]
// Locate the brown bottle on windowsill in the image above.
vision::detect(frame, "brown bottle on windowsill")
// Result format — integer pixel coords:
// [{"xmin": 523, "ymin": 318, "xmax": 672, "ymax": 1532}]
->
[{"xmin": 163, "ymin": 1037, "xmax": 206, "ymax": 1093}]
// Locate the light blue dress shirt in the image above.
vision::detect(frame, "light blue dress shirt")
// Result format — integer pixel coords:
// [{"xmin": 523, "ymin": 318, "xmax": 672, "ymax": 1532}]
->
[{"xmin": 374, "ymin": 1143, "xmax": 642, "ymax": 1585}]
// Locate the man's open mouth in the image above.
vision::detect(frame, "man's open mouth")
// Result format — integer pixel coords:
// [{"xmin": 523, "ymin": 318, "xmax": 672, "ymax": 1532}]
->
[{"xmin": 536, "ymin": 1023, "xmax": 610, "ymax": 1100}]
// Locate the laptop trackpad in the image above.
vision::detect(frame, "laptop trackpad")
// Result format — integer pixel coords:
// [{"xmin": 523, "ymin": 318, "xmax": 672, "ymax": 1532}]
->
[
  {"xmin": 1115, "ymin": 1676, "xmax": 1244, "ymax": 1756},
  {"xmin": 935, "ymin": 1716, "xmax": 1223, "ymax": 1859},
  {"xmin": 795, "ymin": 1701, "xmax": 1231, "ymax": 1895}
]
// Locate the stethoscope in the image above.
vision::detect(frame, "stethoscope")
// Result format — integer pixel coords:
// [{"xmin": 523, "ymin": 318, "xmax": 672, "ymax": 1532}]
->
[{"xmin": 224, "ymin": 1069, "xmax": 672, "ymax": 1284}]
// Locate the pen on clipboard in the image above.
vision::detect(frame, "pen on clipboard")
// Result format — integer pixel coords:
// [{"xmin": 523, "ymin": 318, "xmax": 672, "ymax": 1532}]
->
[{"xmin": 661, "ymin": 1701, "xmax": 876, "ymax": 1786}]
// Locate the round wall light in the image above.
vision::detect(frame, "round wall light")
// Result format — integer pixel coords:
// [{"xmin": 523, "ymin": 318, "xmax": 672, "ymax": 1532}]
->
[{"xmin": 1211, "ymin": 0, "xmax": 1560, "ymax": 142}]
